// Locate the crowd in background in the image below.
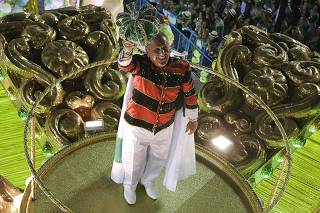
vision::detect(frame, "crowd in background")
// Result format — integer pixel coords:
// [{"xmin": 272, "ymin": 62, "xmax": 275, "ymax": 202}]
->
[{"xmin": 148, "ymin": 0, "xmax": 320, "ymax": 59}]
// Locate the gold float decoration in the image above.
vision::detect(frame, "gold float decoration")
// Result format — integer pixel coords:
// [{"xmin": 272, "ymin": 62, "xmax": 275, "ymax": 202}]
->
[
  {"xmin": 197, "ymin": 25, "xmax": 320, "ymax": 177},
  {"xmin": 0, "ymin": 5, "xmax": 124, "ymax": 151},
  {"xmin": 41, "ymin": 40, "xmax": 89, "ymax": 78}
]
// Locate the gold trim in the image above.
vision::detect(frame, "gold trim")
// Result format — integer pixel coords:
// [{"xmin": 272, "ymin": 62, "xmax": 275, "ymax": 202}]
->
[
  {"xmin": 195, "ymin": 144, "xmax": 263, "ymax": 213},
  {"xmin": 20, "ymin": 134, "xmax": 262, "ymax": 213}
]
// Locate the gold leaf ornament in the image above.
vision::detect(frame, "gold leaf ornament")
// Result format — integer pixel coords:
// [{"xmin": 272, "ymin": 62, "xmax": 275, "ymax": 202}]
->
[
  {"xmin": 20, "ymin": 79, "xmax": 63, "ymax": 114},
  {"xmin": 91, "ymin": 102, "xmax": 121, "ymax": 131},
  {"xmin": 45, "ymin": 109, "xmax": 84, "ymax": 146},
  {"xmin": 84, "ymin": 66, "xmax": 127, "ymax": 100},
  {"xmin": 243, "ymin": 67, "xmax": 288, "ymax": 108},
  {"xmin": 41, "ymin": 40, "xmax": 89, "ymax": 78}
]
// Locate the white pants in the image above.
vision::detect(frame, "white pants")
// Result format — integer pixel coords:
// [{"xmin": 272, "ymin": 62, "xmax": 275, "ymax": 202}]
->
[{"xmin": 122, "ymin": 121, "xmax": 174, "ymax": 190}]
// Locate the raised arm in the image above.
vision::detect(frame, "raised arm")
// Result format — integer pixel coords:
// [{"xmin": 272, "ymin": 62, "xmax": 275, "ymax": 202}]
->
[{"xmin": 118, "ymin": 40, "xmax": 140, "ymax": 74}]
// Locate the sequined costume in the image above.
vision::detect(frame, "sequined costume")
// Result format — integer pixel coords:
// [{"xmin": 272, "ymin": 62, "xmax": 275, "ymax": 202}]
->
[
  {"xmin": 111, "ymin": 50, "xmax": 198, "ymax": 192},
  {"xmin": 118, "ymin": 53, "xmax": 198, "ymax": 134}
]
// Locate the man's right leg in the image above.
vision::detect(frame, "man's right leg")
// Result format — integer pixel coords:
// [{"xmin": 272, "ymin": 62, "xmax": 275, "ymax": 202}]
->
[{"xmin": 121, "ymin": 124, "xmax": 148, "ymax": 204}]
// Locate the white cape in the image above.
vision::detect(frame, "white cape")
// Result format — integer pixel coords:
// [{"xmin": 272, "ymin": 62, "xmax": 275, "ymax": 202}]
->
[{"xmin": 111, "ymin": 75, "xmax": 196, "ymax": 192}]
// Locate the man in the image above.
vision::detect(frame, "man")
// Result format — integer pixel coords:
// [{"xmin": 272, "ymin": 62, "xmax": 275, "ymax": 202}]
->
[
  {"xmin": 206, "ymin": 30, "xmax": 220, "ymax": 59},
  {"xmin": 213, "ymin": 13, "xmax": 225, "ymax": 42},
  {"xmin": 111, "ymin": 33, "xmax": 198, "ymax": 205},
  {"xmin": 239, "ymin": 0, "xmax": 252, "ymax": 20},
  {"xmin": 223, "ymin": 8, "xmax": 238, "ymax": 35},
  {"xmin": 272, "ymin": 0, "xmax": 288, "ymax": 32}
]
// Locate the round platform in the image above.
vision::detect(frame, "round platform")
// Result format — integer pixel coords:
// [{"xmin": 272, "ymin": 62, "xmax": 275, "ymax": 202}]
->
[{"xmin": 20, "ymin": 134, "xmax": 262, "ymax": 213}]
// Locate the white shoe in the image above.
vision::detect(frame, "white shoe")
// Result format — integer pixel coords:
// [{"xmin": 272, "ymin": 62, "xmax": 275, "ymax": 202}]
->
[
  {"xmin": 143, "ymin": 183, "xmax": 160, "ymax": 200},
  {"xmin": 124, "ymin": 187, "xmax": 136, "ymax": 205}
]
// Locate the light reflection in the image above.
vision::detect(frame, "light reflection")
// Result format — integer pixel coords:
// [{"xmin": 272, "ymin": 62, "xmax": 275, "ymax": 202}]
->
[
  {"xmin": 84, "ymin": 120, "xmax": 104, "ymax": 132},
  {"xmin": 210, "ymin": 135, "xmax": 232, "ymax": 150}
]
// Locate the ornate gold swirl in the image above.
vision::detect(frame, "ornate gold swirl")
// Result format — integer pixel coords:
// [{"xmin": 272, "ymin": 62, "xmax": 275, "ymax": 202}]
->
[
  {"xmin": 91, "ymin": 102, "xmax": 121, "ymax": 131},
  {"xmin": 224, "ymin": 111, "xmax": 253, "ymax": 136},
  {"xmin": 253, "ymin": 44, "xmax": 288, "ymax": 68},
  {"xmin": 236, "ymin": 134, "xmax": 266, "ymax": 177},
  {"xmin": 0, "ymin": 21, "xmax": 34, "ymax": 36},
  {"xmin": 199, "ymin": 37, "xmax": 252, "ymax": 113},
  {"xmin": 196, "ymin": 113, "xmax": 224, "ymax": 142},
  {"xmin": 57, "ymin": 16, "xmax": 90, "ymax": 41},
  {"xmin": 48, "ymin": 12, "xmax": 69, "ymax": 21},
  {"xmin": 65, "ymin": 91, "xmax": 95, "ymax": 121},
  {"xmin": 40, "ymin": 13, "xmax": 59, "ymax": 27},
  {"xmin": 65, "ymin": 91, "xmax": 95, "ymax": 110},
  {"xmin": 20, "ymin": 79, "xmax": 61, "ymax": 114},
  {"xmin": 21, "ymin": 23, "xmax": 56, "ymax": 49},
  {"xmin": 77, "ymin": 5, "xmax": 113, "ymax": 31},
  {"xmin": 100, "ymin": 19, "xmax": 117, "ymax": 47},
  {"xmin": 6, "ymin": 38, "xmax": 64, "ymax": 106},
  {"xmin": 285, "ymin": 61, "xmax": 320, "ymax": 85},
  {"xmin": 7, "ymin": 38, "xmax": 49, "ymax": 81},
  {"xmin": 240, "ymin": 25, "xmax": 268, "ymax": 47},
  {"xmin": 284, "ymin": 84, "xmax": 320, "ymax": 118},
  {"xmin": 209, "ymin": 43, "xmax": 251, "ymax": 113},
  {"xmin": 1, "ymin": 5, "xmax": 118, "ymax": 151},
  {"xmin": 278, "ymin": 42, "xmax": 289, "ymax": 51},
  {"xmin": 269, "ymin": 33, "xmax": 311, "ymax": 58},
  {"xmin": 41, "ymin": 40, "xmax": 89, "ymax": 78},
  {"xmin": 28, "ymin": 13, "xmax": 43, "ymax": 22},
  {"xmin": 84, "ymin": 66, "xmax": 126, "ymax": 100},
  {"xmin": 45, "ymin": 109, "xmax": 84, "ymax": 146},
  {"xmin": 196, "ymin": 113, "xmax": 266, "ymax": 175},
  {"xmin": 48, "ymin": 7, "xmax": 79, "ymax": 16},
  {"xmin": 85, "ymin": 31, "xmax": 116, "ymax": 61},
  {"xmin": 243, "ymin": 67, "xmax": 288, "ymax": 108},
  {"xmin": 0, "ymin": 12, "xmax": 30, "ymax": 23},
  {"xmin": 255, "ymin": 84, "xmax": 320, "ymax": 147},
  {"xmin": 287, "ymin": 46, "xmax": 311, "ymax": 61},
  {"xmin": 223, "ymin": 31, "xmax": 243, "ymax": 47},
  {"xmin": 291, "ymin": 83, "xmax": 320, "ymax": 101},
  {"xmin": 241, "ymin": 25, "xmax": 268, "ymax": 39},
  {"xmin": 255, "ymin": 116, "xmax": 299, "ymax": 148},
  {"xmin": 80, "ymin": 4, "xmax": 112, "ymax": 16},
  {"xmin": 242, "ymin": 26, "xmax": 288, "ymax": 68},
  {"xmin": 198, "ymin": 78, "xmax": 224, "ymax": 113},
  {"xmin": 199, "ymin": 31, "xmax": 246, "ymax": 114},
  {"xmin": 100, "ymin": 18, "xmax": 116, "ymax": 34}
]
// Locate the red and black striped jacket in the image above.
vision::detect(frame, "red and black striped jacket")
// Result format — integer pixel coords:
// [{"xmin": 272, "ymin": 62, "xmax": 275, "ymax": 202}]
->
[{"xmin": 119, "ymin": 54, "xmax": 198, "ymax": 133}]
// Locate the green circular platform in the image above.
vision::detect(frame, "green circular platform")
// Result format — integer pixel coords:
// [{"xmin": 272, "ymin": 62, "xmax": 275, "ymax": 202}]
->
[{"xmin": 20, "ymin": 134, "xmax": 262, "ymax": 213}]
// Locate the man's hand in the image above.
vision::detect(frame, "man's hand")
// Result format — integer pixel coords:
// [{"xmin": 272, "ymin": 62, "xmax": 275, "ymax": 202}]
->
[
  {"xmin": 122, "ymin": 40, "xmax": 136, "ymax": 55},
  {"xmin": 185, "ymin": 120, "xmax": 198, "ymax": 135}
]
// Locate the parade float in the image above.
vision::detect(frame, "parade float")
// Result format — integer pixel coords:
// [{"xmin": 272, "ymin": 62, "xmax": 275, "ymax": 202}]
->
[{"xmin": 0, "ymin": 1, "xmax": 319, "ymax": 213}]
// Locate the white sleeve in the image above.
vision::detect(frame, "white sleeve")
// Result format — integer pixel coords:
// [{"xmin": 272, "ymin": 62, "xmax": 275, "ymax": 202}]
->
[
  {"xmin": 185, "ymin": 108, "xmax": 198, "ymax": 121},
  {"xmin": 118, "ymin": 49, "xmax": 133, "ymax": 67}
]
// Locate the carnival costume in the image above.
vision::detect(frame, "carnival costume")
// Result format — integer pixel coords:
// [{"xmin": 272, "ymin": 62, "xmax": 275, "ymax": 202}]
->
[{"xmin": 111, "ymin": 50, "xmax": 198, "ymax": 193}]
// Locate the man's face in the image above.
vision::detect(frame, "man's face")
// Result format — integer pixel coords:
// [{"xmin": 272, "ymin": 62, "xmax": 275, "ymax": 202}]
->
[{"xmin": 147, "ymin": 36, "xmax": 170, "ymax": 68}]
